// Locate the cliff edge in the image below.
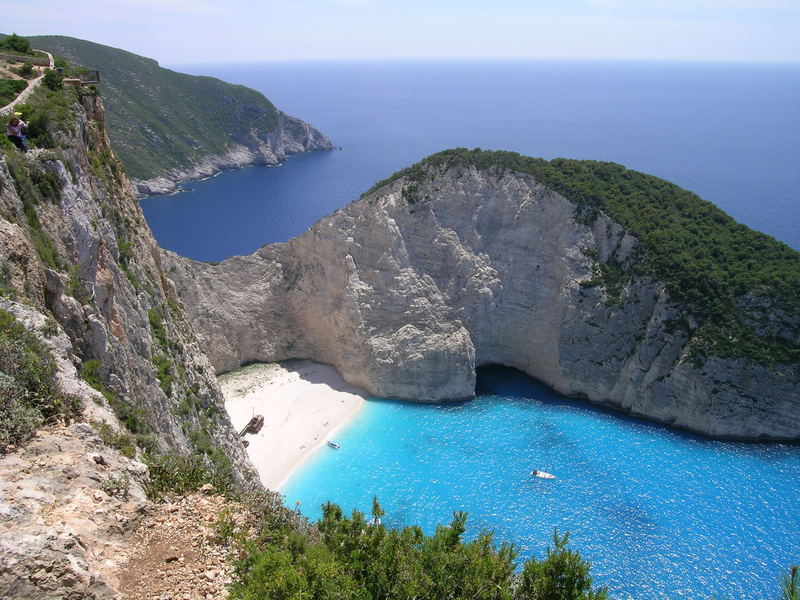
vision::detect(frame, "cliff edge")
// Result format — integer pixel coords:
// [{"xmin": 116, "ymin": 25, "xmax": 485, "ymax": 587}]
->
[
  {"xmin": 0, "ymin": 76, "xmax": 253, "ymax": 597},
  {"xmin": 165, "ymin": 149, "xmax": 800, "ymax": 440},
  {"xmin": 29, "ymin": 35, "xmax": 333, "ymax": 195}
]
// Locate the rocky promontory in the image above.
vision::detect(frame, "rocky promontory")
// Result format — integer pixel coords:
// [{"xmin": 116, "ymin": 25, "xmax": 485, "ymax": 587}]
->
[
  {"xmin": 165, "ymin": 149, "xmax": 800, "ymax": 440},
  {"xmin": 29, "ymin": 35, "xmax": 333, "ymax": 196},
  {"xmin": 130, "ymin": 110, "xmax": 332, "ymax": 196}
]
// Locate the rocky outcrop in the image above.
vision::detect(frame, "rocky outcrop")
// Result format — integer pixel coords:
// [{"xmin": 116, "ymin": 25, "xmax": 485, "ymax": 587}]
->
[
  {"xmin": 1, "ymin": 93, "xmax": 255, "ymax": 598},
  {"xmin": 0, "ymin": 300, "xmax": 151, "ymax": 599},
  {"xmin": 131, "ymin": 111, "xmax": 333, "ymax": 196},
  {"xmin": 164, "ymin": 163, "xmax": 800, "ymax": 440}
]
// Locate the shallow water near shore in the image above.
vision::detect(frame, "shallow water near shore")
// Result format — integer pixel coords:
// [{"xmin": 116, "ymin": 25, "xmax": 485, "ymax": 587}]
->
[
  {"xmin": 282, "ymin": 366, "xmax": 800, "ymax": 599},
  {"xmin": 141, "ymin": 60, "xmax": 800, "ymax": 597}
]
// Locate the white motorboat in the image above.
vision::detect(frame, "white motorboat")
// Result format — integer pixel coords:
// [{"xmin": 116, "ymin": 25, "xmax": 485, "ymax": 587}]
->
[{"xmin": 531, "ymin": 469, "xmax": 556, "ymax": 479}]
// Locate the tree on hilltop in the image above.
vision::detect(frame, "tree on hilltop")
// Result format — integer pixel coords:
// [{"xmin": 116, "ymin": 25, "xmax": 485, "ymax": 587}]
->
[{"xmin": 0, "ymin": 33, "xmax": 31, "ymax": 54}]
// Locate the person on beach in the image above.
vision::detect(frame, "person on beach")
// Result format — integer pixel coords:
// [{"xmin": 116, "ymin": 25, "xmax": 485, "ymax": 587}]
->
[{"xmin": 6, "ymin": 115, "xmax": 28, "ymax": 152}]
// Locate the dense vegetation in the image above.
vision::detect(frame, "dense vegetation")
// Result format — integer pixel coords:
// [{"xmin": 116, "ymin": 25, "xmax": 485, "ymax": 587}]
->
[
  {"xmin": 224, "ymin": 495, "xmax": 607, "ymax": 600},
  {"xmin": 0, "ymin": 309, "xmax": 81, "ymax": 453},
  {"xmin": 27, "ymin": 35, "xmax": 282, "ymax": 180},
  {"xmin": 0, "ymin": 33, "xmax": 37, "ymax": 56},
  {"xmin": 369, "ymin": 148, "xmax": 800, "ymax": 365},
  {"xmin": 0, "ymin": 77, "xmax": 27, "ymax": 104}
]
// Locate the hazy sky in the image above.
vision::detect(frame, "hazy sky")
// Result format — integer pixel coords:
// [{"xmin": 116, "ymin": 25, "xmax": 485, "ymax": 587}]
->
[{"xmin": 7, "ymin": 0, "xmax": 800, "ymax": 64}]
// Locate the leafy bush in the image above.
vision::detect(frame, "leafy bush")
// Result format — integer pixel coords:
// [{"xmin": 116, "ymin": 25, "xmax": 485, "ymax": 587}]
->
[
  {"xmin": 92, "ymin": 420, "xmax": 137, "ymax": 459},
  {"xmin": 0, "ymin": 309, "xmax": 80, "ymax": 453},
  {"xmin": 15, "ymin": 84, "xmax": 77, "ymax": 149},
  {"xmin": 14, "ymin": 63, "xmax": 36, "ymax": 79},
  {"xmin": 0, "ymin": 374, "xmax": 43, "ymax": 453},
  {"xmin": 783, "ymin": 566, "xmax": 799, "ymax": 600},
  {"xmin": 230, "ymin": 500, "xmax": 607, "ymax": 600},
  {"xmin": 0, "ymin": 33, "xmax": 31, "ymax": 54},
  {"xmin": 152, "ymin": 352, "xmax": 175, "ymax": 396},
  {"xmin": 144, "ymin": 451, "xmax": 234, "ymax": 500},
  {"xmin": 101, "ymin": 472, "xmax": 130, "ymax": 500},
  {"xmin": 517, "ymin": 530, "xmax": 607, "ymax": 600},
  {"xmin": 42, "ymin": 69, "xmax": 63, "ymax": 92}
]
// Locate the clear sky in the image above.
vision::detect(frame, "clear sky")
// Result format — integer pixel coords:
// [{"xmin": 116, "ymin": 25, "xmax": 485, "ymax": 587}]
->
[{"xmin": 6, "ymin": 0, "xmax": 800, "ymax": 64}]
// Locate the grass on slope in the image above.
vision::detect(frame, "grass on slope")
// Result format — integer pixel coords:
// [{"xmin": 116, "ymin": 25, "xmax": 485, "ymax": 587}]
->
[
  {"xmin": 28, "ymin": 35, "xmax": 280, "ymax": 180},
  {"xmin": 368, "ymin": 148, "xmax": 800, "ymax": 364},
  {"xmin": 0, "ymin": 77, "xmax": 27, "ymax": 104},
  {"xmin": 0, "ymin": 309, "xmax": 82, "ymax": 454}
]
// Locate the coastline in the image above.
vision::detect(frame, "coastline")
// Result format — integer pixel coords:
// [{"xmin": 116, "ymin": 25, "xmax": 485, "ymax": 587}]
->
[{"xmin": 218, "ymin": 360, "xmax": 366, "ymax": 490}]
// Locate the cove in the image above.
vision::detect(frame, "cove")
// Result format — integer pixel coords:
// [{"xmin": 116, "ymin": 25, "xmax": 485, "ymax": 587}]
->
[{"xmin": 282, "ymin": 366, "xmax": 800, "ymax": 599}]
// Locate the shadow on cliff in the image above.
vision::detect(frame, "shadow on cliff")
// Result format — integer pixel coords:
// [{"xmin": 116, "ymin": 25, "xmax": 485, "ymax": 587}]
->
[{"xmin": 475, "ymin": 364, "xmax": 798, "ymax": 450}]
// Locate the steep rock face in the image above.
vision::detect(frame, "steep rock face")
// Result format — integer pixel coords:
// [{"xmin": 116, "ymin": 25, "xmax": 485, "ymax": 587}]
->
[
  {"xmin": 165, "ymin": 164, "xmax": 800, "ymax": 440},
  {"xmin": 0, "ymin": 300, "xmax": 151, "ymax": 600},
  {"xmin": 131, "ymin": 111, "xmax": 333, "ymax": 196},
  {"xmin": 1, "ymin": 93, "xmax": 254, "ymax": 597},
  {"xmin": 1, "ymin": 94, "xmax": 251, "ymax": 464}
]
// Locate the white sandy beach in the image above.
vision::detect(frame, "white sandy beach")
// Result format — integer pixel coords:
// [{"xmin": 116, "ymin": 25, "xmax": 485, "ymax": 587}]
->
[{"xmin": 218, "ymin": 360, "xmax": 366, "ymax": 490}]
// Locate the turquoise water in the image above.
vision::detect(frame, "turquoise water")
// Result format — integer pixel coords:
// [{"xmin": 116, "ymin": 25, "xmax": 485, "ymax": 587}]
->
[
  {"xmin": 139, "ymin": 61, "xmax": 800, "ymax": 597},
  {"xmin": 283, "ymin": 366, "xmax": 800, "ymax": 599}
]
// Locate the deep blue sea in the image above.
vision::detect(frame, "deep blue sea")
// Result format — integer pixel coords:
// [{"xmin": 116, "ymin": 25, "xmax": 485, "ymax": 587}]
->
[
  {"xmin": 144, "ymin": 60, "xmax": 800, "ymax": 260},
  {"xmin": 142, "ymin": 61, "xmax": 800, "ymax": 598}
]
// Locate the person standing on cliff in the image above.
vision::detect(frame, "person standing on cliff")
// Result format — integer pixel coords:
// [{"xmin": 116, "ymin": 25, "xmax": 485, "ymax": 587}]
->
[{"xmin": 6, "ymin": 115, "xmax": 28, "ymax": 152}]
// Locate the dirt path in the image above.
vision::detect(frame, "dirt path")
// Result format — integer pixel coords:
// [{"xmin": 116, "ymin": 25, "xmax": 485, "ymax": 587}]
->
[
  {"xmin": 0, "ymin": 49, "xmax": 54, "ymax": 117},
  {"xmin": 115, "ymin": 491, "xmax": 240, "ymax": 600}
]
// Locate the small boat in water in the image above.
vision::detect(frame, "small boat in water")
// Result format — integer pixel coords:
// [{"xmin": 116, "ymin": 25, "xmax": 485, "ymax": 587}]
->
[
  {"xmin": 327, "ymin": 440, "xmax": 340, "ymax": 449},
  {"xmin": 531, "ymin": 470, "xmax": 556, "ymax": 479}
]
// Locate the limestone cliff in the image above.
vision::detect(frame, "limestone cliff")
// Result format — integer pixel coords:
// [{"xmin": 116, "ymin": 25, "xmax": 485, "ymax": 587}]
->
[
  {"xmin": 0, "ymin": 88, "xmax": 253, "ymax": 597},
  {"xmin": 130, "ymin": 110, "xmax": 333, "ymax": 197},
  {"xmin": 165, "ymin": 150, "xmax": 800, "ymax": 441}
]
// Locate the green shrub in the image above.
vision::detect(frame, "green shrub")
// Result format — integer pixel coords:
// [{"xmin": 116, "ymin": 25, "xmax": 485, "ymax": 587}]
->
[
  {"xmin": 42, "ymin": 69, "xmax": 63, "ymax": 92},
  {"xmin": 0, "ymin": 77, "xmax": 28, "ymax": 105},
  {"xmin": 231, "ymin": 500, "xmax": 613, "ymax": 600},
  {"xmin": 15, "ymin": 85, "xmax": 77, "ymax": 148},
  {"xmin": 0, "ymin": 309, "xmax": 79, "ymax": 453},
  {"xmin": 144, "ymin": 451, "xmax": 234, "ymax": 500},
  {"xmin": 782, "ymin": 565, "xmax": 799, "ymax": 600},
  {"xmin": 92, "ymin": 420, "xmax": 137, "ymax": 459},
  {"xmin": 0, "ymin": 33, "xmax": 31, "ymax": 54},
  {"xmin": 152, "ymin": 352, "xmax": 174, "ymax": 396},
  {"xmin": 0, "ymin": 374, "xmax": 43, "ymax": 452},
  {"xmin": 101, "ymin": 472, "xmax": 130, "ymax": 500},
  {"xmin": 147, "ymin": 307, "xmax": 169, "ymax": 347},
  {"xmin": 516, "ymin": 530, "xmax": 607, "ymax": 600},
  {"xmin": 14, "ymin": 63, "xmax": 36, "ymax": 79}
]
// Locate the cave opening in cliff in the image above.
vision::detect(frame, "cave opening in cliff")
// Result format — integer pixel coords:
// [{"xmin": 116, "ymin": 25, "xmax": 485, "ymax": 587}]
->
[{"xmin": 474, "ymin": 363, "xmax": 547, "ymax": 399}]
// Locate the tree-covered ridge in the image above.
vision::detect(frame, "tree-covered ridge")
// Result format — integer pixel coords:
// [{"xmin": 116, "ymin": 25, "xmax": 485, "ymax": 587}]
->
[
  {"xmin": 26, "ymin": 35, "xmax": 282, "ymax": 180},
  {"xmin": 369, "ymin": 148, "xmax": 800, "ymax": 364}
]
